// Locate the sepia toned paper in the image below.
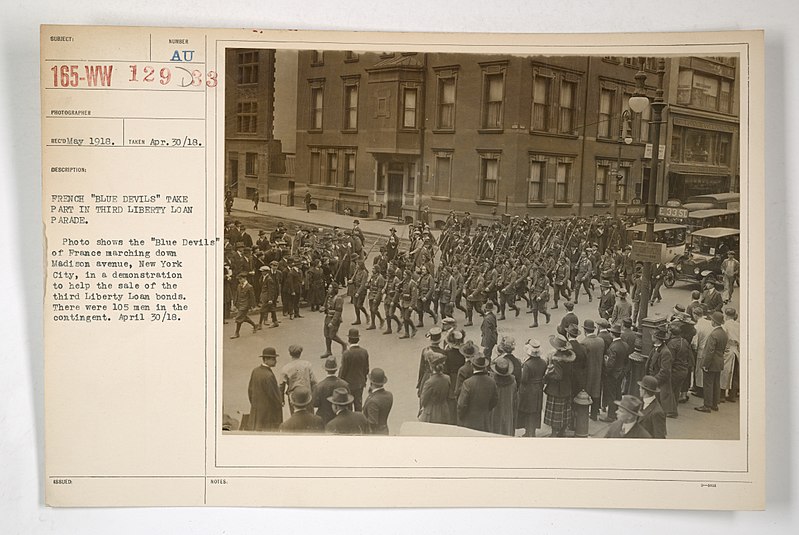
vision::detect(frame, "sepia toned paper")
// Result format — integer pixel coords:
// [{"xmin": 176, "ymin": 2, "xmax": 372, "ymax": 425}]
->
[{"xmin": 41, "ymin": 25, "xmax": 765, "ymax": 509}]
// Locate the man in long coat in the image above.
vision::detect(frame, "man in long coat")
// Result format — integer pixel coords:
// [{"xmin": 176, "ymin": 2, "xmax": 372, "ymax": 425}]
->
[
  {"xmin": 647, "ymin": 326, "xmax": 677, "ymax": 416},
  {"xmin": 313, "ymin": 357, "xmax": 349, "ymax": 425},
  {"xmin": 457, "ymin": 355, "xmax": 498, "ymax": 432},
  {"xmin": 581, "ymin": 320, "xmax": 605, "ymax": 421},
  {"xmin": 602, "ymin": 324, "xmax": 631, "ymax": 422},
  {"xmin": 246, "ymin": 347, "xmax": 283, "ymax": 431},
  {"xmin": 637, "ymin": 375, "xmax": 667, "ymax": 438},
  {"xmin": 362, "ymin": 368, "xmax": 393, "ymax": 435},
  {"xmin": 696, "ymin": 311, "xmax": 729, "ymax": 413},
  {"xmin": 339, "ymin": 328, "xmax": 370, "ymax": 411},
  {"xmin": 480, "ymin": 302, "xmax": 498, "ymax": 358}
]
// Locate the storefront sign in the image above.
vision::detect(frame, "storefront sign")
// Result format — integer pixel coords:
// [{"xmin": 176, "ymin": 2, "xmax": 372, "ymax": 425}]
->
[{"xmin": 644, "ymin": 143, "xmax": 666, "ymax": 159}]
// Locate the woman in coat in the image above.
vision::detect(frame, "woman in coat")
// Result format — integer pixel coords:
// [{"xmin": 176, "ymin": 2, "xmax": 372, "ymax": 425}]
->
[
  {"xmin": 518, "ymin": 339, "xmax": 547, "ymax": 437},
  {"xmin": 544, "ymin": 334, "xmax": 576, "ymax": 437},
  {"xmin": 490, "ymin": 357, "xmax": 519, "ymax": 436},
  {"xmin": 419, "ymin": 350, "xmax": 451, "ymax": 425}
]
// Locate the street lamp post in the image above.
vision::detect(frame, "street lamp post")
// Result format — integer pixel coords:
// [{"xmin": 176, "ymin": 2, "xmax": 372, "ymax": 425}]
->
[
  {"xmin": 613, "ymin": 110, "xmax": 633, "ymax": 219},
  {"xmin": 629, "ymin": 57, "xmax": 667, "ymax": 323}
]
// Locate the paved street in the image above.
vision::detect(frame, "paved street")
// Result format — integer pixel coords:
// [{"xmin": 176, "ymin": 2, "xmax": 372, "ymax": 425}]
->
[{"xmin": 223, "ymin": 203, "xmax": 740, "ymax": 440}]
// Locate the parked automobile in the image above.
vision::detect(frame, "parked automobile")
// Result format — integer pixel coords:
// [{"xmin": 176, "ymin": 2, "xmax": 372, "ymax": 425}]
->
[{"xmin": 663, "ymin": 227, "xmax": 740, "ymax": 288}]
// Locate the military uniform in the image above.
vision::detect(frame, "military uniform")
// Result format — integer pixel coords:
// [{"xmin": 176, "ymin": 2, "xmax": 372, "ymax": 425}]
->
[{"xmin": 365, "ymin": 271, "xmax": 386, "ymax": 330}]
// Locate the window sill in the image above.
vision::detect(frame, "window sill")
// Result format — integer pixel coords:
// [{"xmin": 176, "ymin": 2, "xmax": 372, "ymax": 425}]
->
[
  {"xmin": 529, "ymin": 130, "xmax": 579, "ymax": 139},
  {"xmin": 340, "ymin": 129, "xmax": 358, "ymax": 134},
  {"xmin": 527, "ymin": 202, "xmax": 548, "ymax": 208},
  {"xmin": 432, "ymin": 128, "xmax": 455, "ymax": 134},
  {"xmin": 311, "ymin": 62, "xmax": 324, "ymax": 67},
  {"xmin": 344, "ymin": 58, "xmax": 359, "ymax": 64},
  {"xmin": 399, "ymin": 127, "xmax": 420, "ymax": 133},
  {"xmin": 431, "ymin": 196, "xmax": 451, "ymax": 202},
  {"xmin": 593, "ymin": 202, "xmax": 611, "ymax": 208},
  {"xmin": 475, "ymin": 200, "xmax": 499, "ymax": 206},
  {"xmin": 478, "ymin": 128, "xmax": 504, "ymax": 134},
  {"xmin": 553, "ymin": 202, "xmax": 574, "ymax": 208},
  {"xmin": 306, "ymin": 129, "xmax": 323, "ymax": 134}
]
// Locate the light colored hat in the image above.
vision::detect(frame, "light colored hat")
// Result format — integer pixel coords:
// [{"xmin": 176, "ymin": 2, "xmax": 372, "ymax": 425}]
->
[{"xmin": 524, "ymin": 339, "xmax": 542, "ymax": 358}]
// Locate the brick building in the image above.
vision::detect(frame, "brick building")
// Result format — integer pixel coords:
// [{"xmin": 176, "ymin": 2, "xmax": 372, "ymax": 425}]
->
[{"xmin": 229, "ymin": 50, "xmax": 739, "ymax": 225}]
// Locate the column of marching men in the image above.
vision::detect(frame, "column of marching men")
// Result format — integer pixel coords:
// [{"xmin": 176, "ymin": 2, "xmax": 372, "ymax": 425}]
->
[{"xmin": 224, "ymin": 212, "xmax": 740, "ymax": 436}]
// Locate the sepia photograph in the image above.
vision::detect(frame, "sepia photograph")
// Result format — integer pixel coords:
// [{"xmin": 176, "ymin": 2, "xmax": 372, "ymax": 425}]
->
[{"xmin": 220, "ymin": 48, "xmax": 743, "ymax": 441}]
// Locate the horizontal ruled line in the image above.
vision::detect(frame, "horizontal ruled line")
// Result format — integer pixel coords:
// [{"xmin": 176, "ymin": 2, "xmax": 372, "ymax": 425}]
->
[
  {"xmin": 46, "ymin": 116, "xmax": 204, "ymax": 120},
  {"xmin": 44, "ymin": 87, "xmax": 205, "ymax": 92}
]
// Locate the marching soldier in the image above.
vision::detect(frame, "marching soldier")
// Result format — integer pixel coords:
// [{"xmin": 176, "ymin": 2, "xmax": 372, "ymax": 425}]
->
[
  {"xmin": 365, "ymin": 265, "xmax": 386, "ymax": 331},
  {"xmin": 437, "ymin": 265, "xmax": 457, "ymax": 320},
  {"xmin": 573, "ymin": 251, "xmax": 594, "ymax": 304},
  {"xmin": 529, "ymin": 266, "xmax": 551, "ymax": 328},
  {"xmin": 416, "ymin": 265, "xmax": 437, "ymax": 327},
  {"xmin": 464, "ymin": 267, "xmax": 485, "ymax": 327},
  {"xmin": 350, "ymin": 259, "xmax": 369, "ymax": 325},
  {"xmin": 552, "ymin": 255, "xmax": 571, "ymax": 309},
  {"xmin": 382, "ymin": 266, "xmax": 402, "ymax": 335},
  {"xmin": 498, "ymin": 259, "xmax": 520, "ymax": 320},
  {"xmin": 321, "ymin": 283, "xmax": 348, "ymax": 358},
  {"xmin": 399, "ymin": 269, "xmax": 419, "ymax": 339}
]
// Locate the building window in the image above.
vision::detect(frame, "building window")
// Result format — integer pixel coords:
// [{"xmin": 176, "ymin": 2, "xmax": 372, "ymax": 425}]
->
[
  {"xmin": 236, "ymin": 101, "xmax": 258, "ymax": 133},
  {"xmin": 344, "ymin": 51, "xmax": 359, "ymax": 62},
  {"xmin": 309, "ymin": 151, "xmax": 321, "ymax": 185},
  {"xmin": 433, "ymin": 152, "xmax": 452, "ymax": 198},
  {"xmin": 406, "ymin": 163, "xmax": 416, "ymax": 194},
  {"xmin": 528, "ymin": 159, "xmax": 544, "ymax": 203},
  {"xmin": 482, "ymin": 73, "xmax": 504, "ymax": 129},
  {"xmin": 598, "ymin": 88, "xmax": 615, "ymax": 139},
  {"xmin": 310, "ymin": 85, "xmax": 324, "ymax": 130},
  {"xmin": 617, "ymin": 167, "xmax": 630, "ymax": 202},
  {"xmin": 559, "ymin": 80, "xmax": 576, "ymax": 134},
  {"xmin": 672, "ymin": 126, "xmax": 734, "ymax": 167},
  {"xmin": 719, "ymin": 80, "xmax": 732, "ymax": 114},
  {"xmin": 437, "ymin": 76, "xmax": 456, "ymax": 130},
  {"xmin": 376, "ymin": 162, "xmax": 386, "ymax": 192},
  {"xmin": 325, "ymin": 152, "xmax": 337, "ymax": 186},
  {"xmin": 344, "ymin": 153, "xmax": 356, "ymax": 188},
  {"xmin": 531, "ymin": 74, "xmax": 551, "ymax": 132},
  {"xmin": 343, "ymin": 81, "xmax": 358, "ymax": 130},
  {"xmin": 595, "ymin": 165, "xmax": 609, "ymax": 203},
  {"xmin": 677, "ymin": 68, "xmax": 734, "ymax": 113},
  {"xmin": 555, "ymin": 162, "xmax": 571, "ymax": 203},
  {"xmin": 237, "ymin": 51, "xmax": 259, "ymax": 84},
  {"xmin": 245, "ymin": 152, "xmax": 258, "ymax": 177},
  {"xmin": 402, "ymin": 87, "xmax": 418, "ymax": 128},
  {"xmin": 311, "ymin": 50, "xmax": 324, "ymax": 66},
  {"xmin": 478, "ymin": 153, "xmax": 500, "ymax": 202}
]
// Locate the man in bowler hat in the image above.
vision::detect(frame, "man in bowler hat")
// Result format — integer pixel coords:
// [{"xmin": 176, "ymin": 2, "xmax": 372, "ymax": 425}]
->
[
  {"xmin": 279, "ymin": 386, "xmax": 324, "ymax": 433},
  {"xmin": 325, "ymin": 387, "xmax": 369, "ymax": 435},
  {"xmin": 245, "ymin": 347, "xmax": 283, "ymax": 431},
  {"xmin": 339, "ymin": 328, "xmax": 370, "ymax": 411}
]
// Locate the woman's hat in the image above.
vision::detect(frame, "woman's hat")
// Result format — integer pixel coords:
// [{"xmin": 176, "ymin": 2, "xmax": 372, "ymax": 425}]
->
[
  {"xmin": 459, "ymin": 340, "xmax": 480, "ymax": 359},
  {"xmin": 327, "ymin": 387, "xmax": 355, "ymax": 406},
  {"xmin": 498, "ymin": 335, "xmax": 516, "ymax": 354},
  {"xmin": 524, "ymin": 339, "xmax": 542, "ymax": 358},
  {"xmin": 491, "ymin": 357, "xmax": 514, "ymax": 377},
  {"xmin": 548, "ymin": 334, "xmax": 570, "ymax": 352}
]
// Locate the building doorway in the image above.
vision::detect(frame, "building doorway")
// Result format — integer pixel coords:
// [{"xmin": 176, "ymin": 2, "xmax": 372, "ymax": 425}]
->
[
  {"xmin": 229, "ymin": 158, "xmax": 239, "ymax": 195},
  {"xmin": 387, "ymin": 173, "xmax": 403, "ymax": 218}
]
